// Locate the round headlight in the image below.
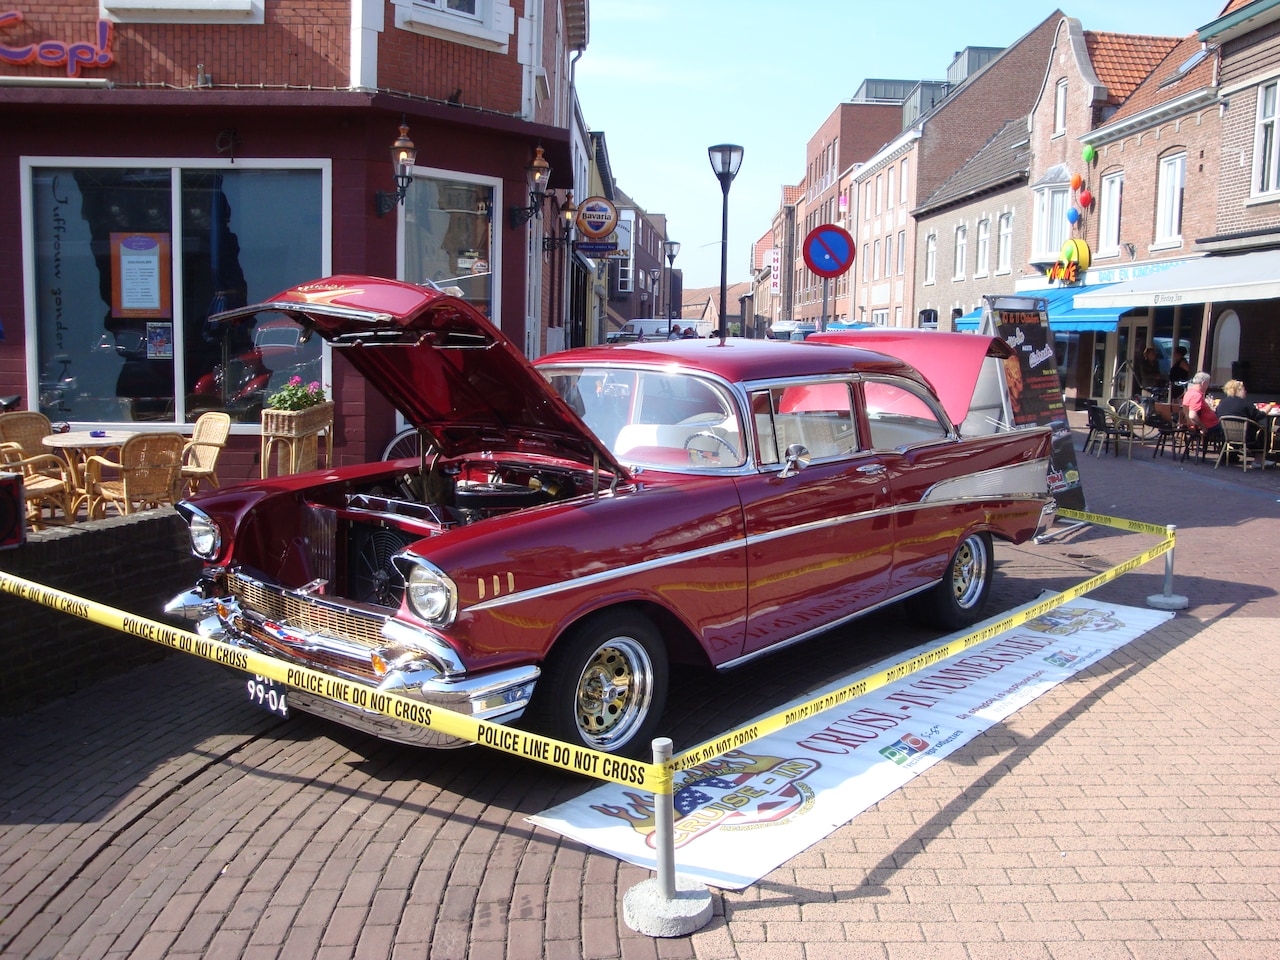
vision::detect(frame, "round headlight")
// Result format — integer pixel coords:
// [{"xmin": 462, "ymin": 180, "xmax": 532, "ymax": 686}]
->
[
  {"xmin": 406, "ymin": 564, "xmax": 456, "ymax": 625},
  {"xmin": 189, "ymin": 512, "xmax": 221, "ymax": 559}
]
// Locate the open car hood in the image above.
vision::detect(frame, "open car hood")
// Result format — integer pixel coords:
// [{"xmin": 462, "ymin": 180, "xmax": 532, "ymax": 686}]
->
[
  {"xmin": 212, "ymin": 275, "xmax": 626, "ymax": 472},
  {"xmin": 808, "ymin": 329, "xmax": 1013, "ymax": 427}
]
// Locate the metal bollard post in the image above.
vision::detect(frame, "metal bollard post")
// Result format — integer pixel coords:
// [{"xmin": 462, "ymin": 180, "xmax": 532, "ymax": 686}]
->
[
  {"xmin": 1147, "ymin": 523, "xmax": 1189, "ymax": 610},
  {"xmin": 621, "ymin": 737, "xmax": 713, "ymax": 937},
  {"xmin": 652, "ymin": 737, "xmax": 676, "ymax": 899}
]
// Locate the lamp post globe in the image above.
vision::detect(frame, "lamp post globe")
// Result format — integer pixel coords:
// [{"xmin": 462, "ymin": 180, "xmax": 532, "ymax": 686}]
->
[{"xmin": 708, "ymin": 144, "xmax": 743, "ymax": 343}]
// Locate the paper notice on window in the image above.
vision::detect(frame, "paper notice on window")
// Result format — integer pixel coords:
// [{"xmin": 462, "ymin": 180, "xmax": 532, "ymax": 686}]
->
[{"xmin": 110, "ymin": 233, "xmax": 172, "ymax": 318}]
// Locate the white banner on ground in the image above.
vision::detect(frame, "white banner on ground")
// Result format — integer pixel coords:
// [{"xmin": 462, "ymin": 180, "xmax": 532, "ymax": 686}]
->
[{"xmin": 529, "ymin": 598, "xmax": 1171, "ymax": 889}]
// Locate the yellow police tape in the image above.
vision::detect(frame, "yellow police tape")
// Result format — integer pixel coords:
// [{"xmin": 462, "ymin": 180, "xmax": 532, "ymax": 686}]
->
[
  {"xmin": 0, "ymin": 512, "xmax": 1175, "ymax": 791},
  {"xmin": 0, "ymin": 570, "xmax": 659, "ymax": 793}
]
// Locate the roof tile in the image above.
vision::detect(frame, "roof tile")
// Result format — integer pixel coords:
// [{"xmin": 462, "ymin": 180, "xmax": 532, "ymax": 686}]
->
[{"xmin": 1084, "ymin": 31, "xmax": 1182, "ymax": 104}]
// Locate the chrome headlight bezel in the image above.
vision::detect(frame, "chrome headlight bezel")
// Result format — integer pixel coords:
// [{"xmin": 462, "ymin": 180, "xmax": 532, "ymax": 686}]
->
[
  {"xmin": 185, "ymin": 506, "xmax": 222, "ymax": 560},
  {"xmin": 404, "ymin": 560, "xmax": 458, "ymax": 627}
]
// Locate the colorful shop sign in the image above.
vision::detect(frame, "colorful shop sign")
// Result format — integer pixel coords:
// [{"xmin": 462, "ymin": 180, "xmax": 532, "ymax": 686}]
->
[
  {"xmin": 1046, "ymin": 238, "xmax": 1091, "ymax": 285},
  {"xmin": 0, "ymin": 11, "xmax": 115, "ymax": 77},
  {"xmin": 575, "ymin": 196, "xmax": 619, "ymax": 241}
]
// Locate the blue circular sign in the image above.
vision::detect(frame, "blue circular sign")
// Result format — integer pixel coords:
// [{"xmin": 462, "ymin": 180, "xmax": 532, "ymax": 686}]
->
[{"xmin": 802, "ymin": 225, "xmax": 856, "ymax": 279}]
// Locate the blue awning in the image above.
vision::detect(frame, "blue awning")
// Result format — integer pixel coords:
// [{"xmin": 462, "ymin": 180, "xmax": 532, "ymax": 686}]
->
[{"xmin": 954, "ymin": 283, "xmax": 1125, "ymax": 332}]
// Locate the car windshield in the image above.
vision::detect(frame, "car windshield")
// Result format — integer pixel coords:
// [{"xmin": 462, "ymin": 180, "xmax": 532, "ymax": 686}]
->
[{"xmin": 541, "ymin": 366, "xmax": 746, "ymax": 470}]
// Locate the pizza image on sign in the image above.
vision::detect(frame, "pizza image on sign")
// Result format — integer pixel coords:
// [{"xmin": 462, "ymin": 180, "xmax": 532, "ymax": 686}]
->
[{"xmin": 576, "ymin": 196, "xmax": 619, "ymax": 240}]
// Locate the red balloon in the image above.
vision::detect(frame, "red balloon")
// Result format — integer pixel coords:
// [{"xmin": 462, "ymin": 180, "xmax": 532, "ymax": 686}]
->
[
  {"xmin": 1079, "ymin": 189, "xmax": 1093, "ymax": 208},
  {"xmin": 1070, "ymin": 173, "xmax": 1083, "ymax": 191}
]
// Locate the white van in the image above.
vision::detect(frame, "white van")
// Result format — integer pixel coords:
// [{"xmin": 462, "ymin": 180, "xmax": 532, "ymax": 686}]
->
[{"xmin": 607, "ymin": 318, "xmax": 704, "ymax": 342}]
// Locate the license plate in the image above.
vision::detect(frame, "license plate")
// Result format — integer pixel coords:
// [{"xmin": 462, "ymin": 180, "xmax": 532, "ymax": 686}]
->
[{"xmin": 246, "ymin": 675, "xmax": 289, "ymax": 718}]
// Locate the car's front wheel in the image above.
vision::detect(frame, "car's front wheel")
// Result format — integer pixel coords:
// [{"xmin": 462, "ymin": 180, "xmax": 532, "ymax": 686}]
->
[
  {"xmin": 922, "ymin": 531, "xmax": 993, "ymax": 630},
  {"xmin": 526, "ymin": 610, "xmax": 668, "ymax": 757}
]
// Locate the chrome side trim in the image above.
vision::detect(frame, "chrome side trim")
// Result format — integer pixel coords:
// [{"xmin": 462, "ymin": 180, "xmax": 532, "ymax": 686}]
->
[
  {"xmin": 921, "ymin": 458, "xmax": 1051, "ymax": 502},
  {"xmin": 465, "ymin": 478, "xmax": 1048, "ymax": 615}
]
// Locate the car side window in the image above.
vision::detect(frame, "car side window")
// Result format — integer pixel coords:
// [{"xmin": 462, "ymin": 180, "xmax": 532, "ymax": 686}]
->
[
  {"xmin": 751, "ymin": 381, "xmax": 858, "ymax": 465},
  {"xmin": 862, "ymin": 379, "xmax": 949, "ymax": 450}
]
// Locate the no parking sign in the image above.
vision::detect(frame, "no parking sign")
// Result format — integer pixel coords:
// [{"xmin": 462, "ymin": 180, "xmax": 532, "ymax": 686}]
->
[{"xmin": 802, "ymin": 224, "xmax": 855, "ymax": 278}]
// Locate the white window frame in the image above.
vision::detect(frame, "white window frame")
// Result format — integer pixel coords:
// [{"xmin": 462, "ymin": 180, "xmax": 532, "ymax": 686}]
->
[
  {"xmin": 996, "ymin": 212, "xmax": 1013, "ymax": 273},
  {"xmin": 924, "ymin": 234, "xmax": 937, "ymax": 285},
  {"xmin": 900, "ymin": 158, "xmax": 909, "ymax": 203},
  {"xmin": 896, "ymin": 229, "xmax": 906, "ymax": 275},
  {"xmin": 1155, "ymin": 152, "xmax": 1186, "ymax": 245},
  {"xmin": 100, "ymin": 0, "xmax": 262, "ymax": 23},
  {"xmin": 1099, "ymin": 171, "xmax": 1124, "ymax": 256},
  {"xmin": 1032, "ymin": 185, "xmax": 1070, "ymax": 261},
  {"xmin": 886, "ymin": 167, "xmax": 896, "ymax": 211},
  {"xmin": 1054, "ymin": 79, "xmax": 1068, "ymax": 136},
  {"xmin": 1253, "ymin": 80, "xmax": 1279, "ymax": 197},
  {"xmin": 873, "ymin": 239, "xmax": 882, "ymax": 279},
  {"xmin": 952, "ymin": 225, "xmax": 967, "ymax": 280},
  {"xmin": 884, "ymin": 233, "xmax": 893, "ymax": 279},
  {"xmin": 974, "ymin": 218, "xmax": 990, "ymax": 278},
  {"xmin": 393, "ymin": 0, "xmax": 515, "ymax": 53}
]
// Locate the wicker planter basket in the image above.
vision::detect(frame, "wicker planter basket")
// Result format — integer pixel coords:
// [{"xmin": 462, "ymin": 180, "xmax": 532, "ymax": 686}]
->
[{"xmin": 260, "ymin": 401, "xmax": 334, "ymax": 438}]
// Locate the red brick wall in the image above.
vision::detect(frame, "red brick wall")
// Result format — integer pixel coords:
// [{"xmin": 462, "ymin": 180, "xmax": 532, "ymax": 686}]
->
[
  {"xmin": 917, "ymin": 14, "xmax": 1059, "ymax": 204},
  {"xmin": 1, "ymin": 2, "xmax": 528, "ymax": 112}
]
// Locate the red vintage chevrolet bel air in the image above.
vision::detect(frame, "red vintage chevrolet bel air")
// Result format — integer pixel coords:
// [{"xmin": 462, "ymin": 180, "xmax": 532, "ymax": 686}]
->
[{"xmin": 166, "ymin": 276, "xmax": 1055, "ymax": 756}]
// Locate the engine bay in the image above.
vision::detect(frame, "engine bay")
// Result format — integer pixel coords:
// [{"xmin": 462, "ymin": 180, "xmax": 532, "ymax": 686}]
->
[{"xmin": 312, "ymin": 456, "xmax": 613, "ymax": 609}]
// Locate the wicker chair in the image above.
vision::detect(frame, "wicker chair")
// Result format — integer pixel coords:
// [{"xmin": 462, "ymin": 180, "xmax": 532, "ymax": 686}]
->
[
  {"xmin": 0, "ymin": 441, "xmax": 75, "ymax": 529},
  {"xmin": 180, "ymin": 411, "xmax": 231, "ymax": 496},
  {"xmin": 84, "ymin": 433, "xmax": 186, "ymax": 518},
  {"xmin": 1215, "ymin": 416, "xmax": 1263, "ymax": 472},
  {"xmin": 0, "ymin": 411, "xmax": 61, "ymax": 472}
]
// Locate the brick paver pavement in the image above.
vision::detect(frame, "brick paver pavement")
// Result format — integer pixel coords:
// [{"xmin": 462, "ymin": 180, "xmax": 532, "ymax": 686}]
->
[{"xmin": 1, "ymin": 418, "xmax": 1277, "ymax": 959}]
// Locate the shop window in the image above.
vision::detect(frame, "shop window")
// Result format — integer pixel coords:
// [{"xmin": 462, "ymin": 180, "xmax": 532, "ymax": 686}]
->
[
  {"xmin": 28, "ymin": 163, "xmax": 325, "ymax": 425},
  {"xmin": 393, "ymin": 0, "xmax": 515, "ymax": 53},
  {"xmin": 403, "ymin": 173, "xmax": 496, "ymax": 317}
]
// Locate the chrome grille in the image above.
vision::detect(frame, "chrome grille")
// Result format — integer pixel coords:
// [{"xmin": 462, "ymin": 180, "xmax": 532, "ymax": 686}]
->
[
  {"xmin": 303, "ymin": 504, "xmax": 337, "ymax": 582},
  {"xmin": 228, "ymin": 573, "xmax": 387, "ymax": 649}
]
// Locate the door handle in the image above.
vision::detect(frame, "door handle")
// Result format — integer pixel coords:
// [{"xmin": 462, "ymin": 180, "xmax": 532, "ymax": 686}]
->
[{"xmin": 856, "ymin": 463, "xmax": 886, "ymax": 475}]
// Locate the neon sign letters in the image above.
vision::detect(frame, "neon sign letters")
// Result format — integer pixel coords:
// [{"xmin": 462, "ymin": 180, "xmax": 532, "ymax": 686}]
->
[{"xmin": 0, "ymin": 11, "xmax": 115, "ymax": 78}]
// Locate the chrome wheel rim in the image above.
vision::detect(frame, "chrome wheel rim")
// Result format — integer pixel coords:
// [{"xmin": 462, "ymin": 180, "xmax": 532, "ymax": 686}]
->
[
  {"xmin": 574, "ymin": 636, "xmax": 654, "ymax": 749},
  {"xmin": 951, "ymin": 535, "xmax": 989, "ymax": 609}
]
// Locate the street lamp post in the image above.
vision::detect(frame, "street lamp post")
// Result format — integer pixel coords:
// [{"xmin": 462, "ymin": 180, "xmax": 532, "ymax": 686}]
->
[
  {"xmin": 664, "ymin": 240, "xmax": 680, "ymax": 328},
  {"xmin": 708, "ymin": 144, "xmax": 743, "ymax": 344}
]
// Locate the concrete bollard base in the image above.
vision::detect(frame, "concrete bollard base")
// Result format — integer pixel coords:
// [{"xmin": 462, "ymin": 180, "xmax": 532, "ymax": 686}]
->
[{"xmin": 622, "ymin": 875, "xmax": 714, "ymax": 937}]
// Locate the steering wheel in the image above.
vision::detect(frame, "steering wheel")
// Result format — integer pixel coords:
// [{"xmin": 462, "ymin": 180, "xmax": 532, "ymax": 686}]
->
[{"xmin": 683, "ymin": 431, "xmax": 738, "ymax": 463}]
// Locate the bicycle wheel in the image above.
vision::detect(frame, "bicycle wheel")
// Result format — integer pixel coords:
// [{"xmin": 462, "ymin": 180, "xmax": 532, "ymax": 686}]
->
[
  {"xmin": 382, "ymin": 427, "xmax": 424, "ymax": 461},
  {"xmin": 1114, "ymin": 399, "xmax": 1158, "ymax": 440}
]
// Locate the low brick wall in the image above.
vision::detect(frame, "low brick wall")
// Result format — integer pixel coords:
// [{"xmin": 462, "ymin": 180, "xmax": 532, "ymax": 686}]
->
[{"xmin": 0, "ymin": 510, "xmax": 201, "ymax": 716}]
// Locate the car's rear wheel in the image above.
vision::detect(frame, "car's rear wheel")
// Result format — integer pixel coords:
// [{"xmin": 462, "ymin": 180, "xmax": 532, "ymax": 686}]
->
[
  {"xmin": 526, "ymin": 610, "xmax": 668, "ymax": 757},
  {"xmin": 922, "ymin": 531, "xmax": 993, "ymax": 630}
]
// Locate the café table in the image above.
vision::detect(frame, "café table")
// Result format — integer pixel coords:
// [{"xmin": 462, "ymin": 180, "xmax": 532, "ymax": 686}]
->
[{"xmin": 41, "ymin": 429, "xmax": 139, "ymax": 517}]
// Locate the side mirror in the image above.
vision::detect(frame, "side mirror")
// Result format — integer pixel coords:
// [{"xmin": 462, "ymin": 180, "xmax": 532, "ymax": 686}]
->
[{"xmin": 778, "ymin": 443, "xmax": 811, "ymax": 478}]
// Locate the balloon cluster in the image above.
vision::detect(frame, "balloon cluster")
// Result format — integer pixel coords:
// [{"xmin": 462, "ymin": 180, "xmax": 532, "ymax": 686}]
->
[{"xmin": 1066, "ymin": 144, "xmax": 1097, "ymax": 226}]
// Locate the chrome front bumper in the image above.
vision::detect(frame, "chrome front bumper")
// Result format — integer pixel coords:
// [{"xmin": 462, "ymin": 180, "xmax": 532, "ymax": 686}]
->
[{"xmin": 165, "ymin": 586, "xmax": 540, "ymax": 749}]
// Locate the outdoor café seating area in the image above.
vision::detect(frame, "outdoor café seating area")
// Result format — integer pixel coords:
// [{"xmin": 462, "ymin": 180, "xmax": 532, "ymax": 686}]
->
[
  {"xmin": 0, "ymin": 410, "xmax": 230, "ymax": 531},
  {"xmin": 1082, "ymin": 392, "xmax": 1280, "ymax": 472}
]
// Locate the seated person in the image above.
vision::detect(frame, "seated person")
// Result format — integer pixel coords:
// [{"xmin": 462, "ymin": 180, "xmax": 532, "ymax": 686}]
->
[
  {"xmin": 1168, "ymin": 347, "xmax": 1192, "ymax": 396},
  {"xmin": 1215, "ymin": 378, "xmax": 1271, "ymax": 465},
  {"xmin": 1181, "ymin": 372, "xmax": 1223, "ymax": 446},
  {"xmin": 1135, "ymin": 347, "xmax": 1163, "ymax": 394}
]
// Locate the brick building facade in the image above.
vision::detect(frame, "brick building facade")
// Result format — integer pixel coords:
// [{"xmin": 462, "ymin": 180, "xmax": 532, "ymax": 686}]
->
[{"xmin": 1, "ymin": 0, "xmax": 587, "ymax": 480}]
